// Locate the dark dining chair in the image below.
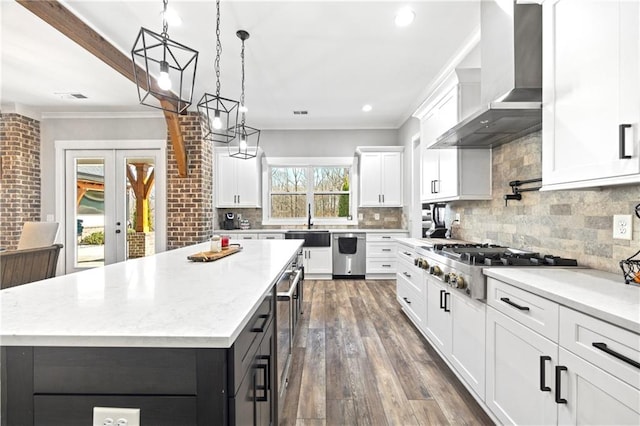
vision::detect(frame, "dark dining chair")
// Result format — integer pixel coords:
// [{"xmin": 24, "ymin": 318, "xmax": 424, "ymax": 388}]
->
[{"xmin": 0, "ymin": 244, "xmax": 63, "ymax": 289}]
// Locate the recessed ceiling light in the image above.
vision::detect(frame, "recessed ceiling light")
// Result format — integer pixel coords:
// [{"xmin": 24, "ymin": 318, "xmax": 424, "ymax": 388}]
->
[
  {"xmin": 362, "ymin": 104, "xmax": 373, "ymax": 112},
  {"xmin": 395, "ymin": 6, "xmax": 415, "ymax": 27}
]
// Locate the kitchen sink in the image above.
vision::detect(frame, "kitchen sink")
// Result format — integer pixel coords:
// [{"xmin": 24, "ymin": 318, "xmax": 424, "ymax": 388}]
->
[{"xmin": 284, "ymin": 230, "xmax": 331, "ymax": 247}]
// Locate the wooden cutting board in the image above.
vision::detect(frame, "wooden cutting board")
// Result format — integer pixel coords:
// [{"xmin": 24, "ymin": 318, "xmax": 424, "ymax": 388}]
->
[{"xmin": 188, "ymin": 245, "xmax": 242, "ymax": 262}]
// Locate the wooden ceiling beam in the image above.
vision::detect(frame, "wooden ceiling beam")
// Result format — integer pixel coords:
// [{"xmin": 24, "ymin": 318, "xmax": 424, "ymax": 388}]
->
[{"xmin": 16, "ymin": 0, "xmax": 188, "ymax": 177}]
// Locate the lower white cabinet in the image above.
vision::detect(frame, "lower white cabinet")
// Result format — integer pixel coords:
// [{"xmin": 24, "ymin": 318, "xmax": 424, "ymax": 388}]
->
[
  {"xmin": 258, "ymin": 233, "xmax": 284, "ymax": 240},
  {"xmin": 424, "ymin": 276, "xmax": 486, "ymax": 398},
  {"xmin": 227, "ymin": 233, "xmax": 258, "ymax": 240},
  {"xmin": 302, "ymin": 247, "xmax": 332, "ymax": 276},
  {"xmin": 396, "ymin": 251, "xmax": 426, "ymax": 330},
  {"xmin": 557, "ymin": 347, "xmax": 640, "ymax": 425},
  {"xmin": 486, "ymin": 306, "xmax": 558, "ymax": 425},
  {"xmin": 367, "ymin": 233, "xmax": 408, "ymax": 276}
]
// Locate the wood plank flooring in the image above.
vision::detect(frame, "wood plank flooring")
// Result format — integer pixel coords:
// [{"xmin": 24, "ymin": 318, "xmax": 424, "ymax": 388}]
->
[{"xmin": 280, "ymin": 279, "xmax": 494, "ymax": 426}]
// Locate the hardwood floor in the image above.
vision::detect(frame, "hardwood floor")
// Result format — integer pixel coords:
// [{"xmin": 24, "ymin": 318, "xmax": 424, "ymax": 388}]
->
[{"xmin": 280, "ymin": 279, "xmax": 494, "ymax": 426}]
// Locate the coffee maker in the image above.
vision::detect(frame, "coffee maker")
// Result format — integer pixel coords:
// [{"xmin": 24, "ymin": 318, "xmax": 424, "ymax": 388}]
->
[
  {"xmin": 223, "ymin": 212, "xmax": 236, "ymax": 230},
  {"xmin": 424, "ymin": 203, "xmax": 447, "ymax": 238}
]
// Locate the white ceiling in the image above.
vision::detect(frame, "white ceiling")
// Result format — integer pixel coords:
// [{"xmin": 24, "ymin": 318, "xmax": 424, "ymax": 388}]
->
[{"xmin": 1, "ymin": 0, "xmax": 480, "ymax": 129}]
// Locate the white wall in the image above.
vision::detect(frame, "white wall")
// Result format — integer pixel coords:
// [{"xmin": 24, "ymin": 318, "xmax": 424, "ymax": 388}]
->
[
  {"xmin": 397, "ymin": 116, "xmax": 420, "ymax": 236},
  {"xmin": 39, "ymin": 116, "xmax": 167, "ymax": 219},
  {"xmin": 259, "ymin": 129, "xmax": 398, "ymax": 157}
]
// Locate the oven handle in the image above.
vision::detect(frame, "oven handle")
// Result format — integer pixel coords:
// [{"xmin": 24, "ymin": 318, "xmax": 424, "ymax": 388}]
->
[{"xmin": 277, "ymin": 268, "xmax": 303, "ymax": 300}]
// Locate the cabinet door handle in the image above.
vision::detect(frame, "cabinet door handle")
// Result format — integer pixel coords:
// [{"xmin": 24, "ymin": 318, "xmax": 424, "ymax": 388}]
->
[
  {"xmin": 251, "ymin": 314, "xmax": 270, "ymax": 332},
  {"xmin": 237, "ymin": 195, "xmax": 240, "ymax": 203},
  {"xmin": 259, "ymin": 354, "xmax": 271, "ymax": 391},
  {"xmin": 255, "ymin": 364, "xmax": 268, "ymax": 402},
  {"xmin": 382, "ymin": 194, "xmax": 385, "ymax": 203},
  {"xmin": 500, "ymin": 297, "xmax": 530, "ymax": 311},
  {"xmin": 619, "ymin": 124, "xmax": 632, "ymax": 159},
  {"xmin": 434, "ymin": 180, "xmax": 440, "ymax": 194},
  {"xmin": 440, "ymin": 289, "xmax": 446, "ymax": 309},
  {"xmin": 431, "ymin": 180, "xmax": 435, "ymax": 194},
  {"xmin": 540, "ymin": 355, "xmax": 551, "ymax": 392},
  {"xmin": 592, "ymin": 342, "xmax": 640, "ymax": 369},
  {"xmin": 555, "ymin": 365, "xmax": 567, "ymax": 404},
  {"xmin": 444, "ymin": 292, "xmax": 450, "ymax": 312}
]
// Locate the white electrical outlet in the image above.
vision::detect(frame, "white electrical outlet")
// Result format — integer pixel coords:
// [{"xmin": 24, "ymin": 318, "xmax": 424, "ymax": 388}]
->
[
  {"xmin": 455, "ymin": 213, "xmax": 461, "ymax": 224},
  {"xmin": 93, "ymin": 407, "xmax": 140, "ymax": 426},
  {"xmin": 374, "ymin": 213, "xmax": 380, "ymax": 220},
  {"xmin": 613, "ymin": 215, "xmax": 633, "ymax": 240},
  {"xmin": 358, "ymin": 213, "xmax": 363, "ymax": 220}
]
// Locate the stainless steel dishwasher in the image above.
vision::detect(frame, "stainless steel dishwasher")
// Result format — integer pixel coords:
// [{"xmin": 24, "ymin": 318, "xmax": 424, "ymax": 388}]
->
[{"xmin": 332, "ymin": 233, "xmax": 366, "ymax": 278}]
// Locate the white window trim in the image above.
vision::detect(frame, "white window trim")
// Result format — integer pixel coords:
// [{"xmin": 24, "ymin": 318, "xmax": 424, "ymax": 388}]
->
[{"xmin": 262, "ymin": 157, "xmax": 359, "ymax": 226}]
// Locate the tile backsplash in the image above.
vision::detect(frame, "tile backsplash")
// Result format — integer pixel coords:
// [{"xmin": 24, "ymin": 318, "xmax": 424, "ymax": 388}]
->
[
  {"xmin": 215, "ymin": 207, "xmax": 404, "ymax": 230},
  {"xmin": 447, "ymin": 131, "xmax": 640, "ymax": 275}
]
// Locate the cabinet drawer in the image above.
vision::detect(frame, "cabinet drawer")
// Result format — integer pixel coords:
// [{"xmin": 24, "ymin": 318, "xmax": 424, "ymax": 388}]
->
[
  {"xmin": 367, "ymin": 233, "xmax": 406, "ymax": 243},
  {"xmin": 397, "ymin": 246, "xmax": 418, "ymax": 264},
  {"xmin": 366, "ymin": 259, "xmax": 396, "ymax": 274},
  {"xmin": 397, "ymin": 274, "xmax": 426, "ymax": 329},
  {"xmin": 33, "ymin": 347, "xmax": 197, "ymax": 395},
  {"xmin": 229, "ymin": 293, "xmax": 274, "ymax": 393},
  {"xmin": 34, "ymin": 395, "xmax": 196, "ymax": 426},
  {"xmin": 366, "ymin": 242, "xmax": 396, "ymax": 257},
  {"xmin": 559, "ymin": 307, "xmax": 640, "ymax": 390},
  {"xmin": 487, "ymin": 278, "xmax": 559, "ymax": 342},
  {"xmin": 258, "ymin": 233, "xmax": 284, "ymax": 240},
  {"xmin": 396, "ymin": 259, "xmax": 422, "ymax": 291},
  {"xmin": 228, "ymin": 233, "xmax": 258, "ymax": 240}
]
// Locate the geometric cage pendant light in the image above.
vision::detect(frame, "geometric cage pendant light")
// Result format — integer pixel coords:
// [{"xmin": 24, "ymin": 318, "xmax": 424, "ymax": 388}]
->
[
  {"xmin": 228, "ymin": 30, "xmax": 260, "ymax": 160},
  {"xmin": 197, "ymin": 0, "xmax": 239, "ymax": 144},
  {"xmin": 131, "ymin": 0, "xmax": 198, "ymax": 114}
]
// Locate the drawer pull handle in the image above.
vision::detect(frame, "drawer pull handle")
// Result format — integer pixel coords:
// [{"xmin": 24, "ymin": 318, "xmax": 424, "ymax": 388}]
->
[
  {"xmin": 255, "ymin": 364, "xmax": 269, "ymax": 401},
  {"xmin": 592, "ymin": 342, "xmax": 640, "ymax": 369},
  {"xmin": 382, "ymin": 248, "xmax": 392, "ymax": 252},
  {"xmin": 555, "ymin": 365, "xmax": 567, "ymax": 404},
  {"xmin": 403, "ymin": 251, "xmax": 412, "ymax": 257},
  {"xmin": 251, "ymin": 314, "xmax": 270, "ymax": 332},
  {"xmin": 540, "ymin": 355, "xmax": 551, "ymax": 392},
  {"xmin": 382, "ymin": 264, "xmax": 391, "ymax": 268},
  {"xmin": 403, "ymin": 272, "xmax": 412, "ymax": 278},
  {"xmin": 382, "ymin": 236, "xmax": 391, "ymax": 239},
  {"xmin": 500, "ymin": 297, "xmax": 530, "ymax": 311},
  {"xmin": 403, "ymin": 296, "xmax": 411, "ymax": 305}
]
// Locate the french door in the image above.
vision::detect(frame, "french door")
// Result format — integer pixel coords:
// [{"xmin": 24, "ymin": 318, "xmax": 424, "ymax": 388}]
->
[{"xmin": 63, "ymin": 147, "xmax": 165, "ymax": 273}]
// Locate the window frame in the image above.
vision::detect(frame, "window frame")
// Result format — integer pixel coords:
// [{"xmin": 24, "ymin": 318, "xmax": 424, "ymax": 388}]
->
[{"xmin": 262, "ymin": 157, "xmax": 359, "ymax": 226}]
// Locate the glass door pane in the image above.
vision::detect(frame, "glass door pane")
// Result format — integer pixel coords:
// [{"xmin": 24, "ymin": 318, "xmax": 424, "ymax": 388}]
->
[{"xmin": 121, "ymin": 156, "xmax": 156, "ymax": 261}]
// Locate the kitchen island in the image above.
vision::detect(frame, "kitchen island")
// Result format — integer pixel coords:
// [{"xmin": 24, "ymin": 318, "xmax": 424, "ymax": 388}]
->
[{"xmin": 1, "ymin": 239, "xmax": 303, "ymax": 426}]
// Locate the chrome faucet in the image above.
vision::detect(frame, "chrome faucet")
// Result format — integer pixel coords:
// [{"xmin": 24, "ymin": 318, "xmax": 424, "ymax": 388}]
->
[{"xmin": 307, "ymin": 203, "xmax": 313, "ymax": 229}]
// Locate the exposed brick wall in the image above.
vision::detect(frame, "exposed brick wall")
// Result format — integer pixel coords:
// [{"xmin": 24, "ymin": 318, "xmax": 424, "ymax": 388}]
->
[
  {"xmin": 166, "ymin": 113, "xmax": 213, "ymax": 249},
  {"xmin": 128, "ymin": 231, "xmax": 155, "ymax": 258},
  {"xmin": 0, "ymin": 113, "xmax": 41, "ymax": 249}
]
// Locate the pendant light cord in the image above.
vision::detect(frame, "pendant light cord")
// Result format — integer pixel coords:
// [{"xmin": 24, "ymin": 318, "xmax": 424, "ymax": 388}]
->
[
  {"xmin": 161, "ymin": 0, "xmax": 169, "ymax": 39},
  {"xmin": 215, "ymin": 0, "xmax": 222, "ymax": 97},
  {"xmin": 240, "ymin": 36, "xmax": 246, "ymax": 126}
]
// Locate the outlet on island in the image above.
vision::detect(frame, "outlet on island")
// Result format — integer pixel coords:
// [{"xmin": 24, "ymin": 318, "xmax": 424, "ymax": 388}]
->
[{"xmin": 93, "ymin": 407, "xmax": 140, "ymax": 426}]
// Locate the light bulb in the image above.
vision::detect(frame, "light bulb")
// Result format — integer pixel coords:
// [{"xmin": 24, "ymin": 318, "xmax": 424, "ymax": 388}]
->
[
  {"xmin": 158, "ymin": 61, "xmax": 171, "ymax": 90},
  {"xmin": 239, "ymin": 104, "xmax": 248, "ymax": 113},
  {"xmin": 395, "ymin": 7, "xmax": 415, "ymax": 27},
  {"xmin": 212, "ymin": 110, "xmax": 223, "ymax": 130},
  {"xmin": 239, "ymin": 139, "xmax": 247, "ymax": 150}
]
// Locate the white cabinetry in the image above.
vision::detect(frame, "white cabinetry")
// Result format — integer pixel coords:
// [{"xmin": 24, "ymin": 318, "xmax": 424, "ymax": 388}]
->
[
  {"xmin": 366, "ymin": 233, "xmax": 408, "ymax": 276},
  {"xmin": 415, "ymin": 69, "xmax": 490, "ymax": 202},
  {"xmin": 302, "ymin": 247, "xmax": 332, "ymax": 277},
  {"xmin": 215, "ymin": 149, "xmax": 262, "ymax": 207},
  {"xmin": 395, "ymin": 246, "xmax": 426, "ymax": 330},
  {"xmin": 542, "ymin": 0, "xmax": 640, "ymax": 190},
  {"xmin": 420, "ymin": 148, "xmax": 491, "ymax": 202},
  {"xmin": 486, "ymin": 277, "xmax": 640, "ymax": 425},
  {"xmin": 258, "ymin": 233, "xmax": 284, "ymax": 240},
  {"xmin": 227, "ymin": 233, "xmax": 258, "ymax": 240},
  {"xmin": 423, "ymin": 275, "xmax": 486, "ymax": 398},
  {"xmin": 357, "ymin": 147, "xmax": 403, "ymax": 207}
]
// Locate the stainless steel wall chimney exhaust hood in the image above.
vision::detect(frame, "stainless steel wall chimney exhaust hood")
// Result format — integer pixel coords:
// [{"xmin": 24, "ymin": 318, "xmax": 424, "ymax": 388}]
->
[{"xmin": 430, "ymin": 0, "xmax": 542, "ymax": 149}]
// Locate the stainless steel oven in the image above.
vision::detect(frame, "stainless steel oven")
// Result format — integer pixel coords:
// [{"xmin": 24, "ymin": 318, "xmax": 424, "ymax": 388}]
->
[{"xmin": 275, "ymin": 250, "xmax": 304, "ymax": 411}]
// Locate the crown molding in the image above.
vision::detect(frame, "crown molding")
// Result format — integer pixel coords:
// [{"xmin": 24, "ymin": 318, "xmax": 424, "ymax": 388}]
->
[{"xmin": 40, "ymin": 111, "xmax": 164, "ymax": 120}]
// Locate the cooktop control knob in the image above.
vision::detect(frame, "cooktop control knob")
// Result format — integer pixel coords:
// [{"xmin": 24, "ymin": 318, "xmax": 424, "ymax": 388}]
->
[
  {"xmin": 419, "ymin": 258, "xmax": 430, "ymax": 270},
  {"xmin": 452, "ymin": 275, "xmax": 466, "ymax": 289},
  {"xmin": 429, "ymin": 265, "xmax": 442, "ymax": 276}
]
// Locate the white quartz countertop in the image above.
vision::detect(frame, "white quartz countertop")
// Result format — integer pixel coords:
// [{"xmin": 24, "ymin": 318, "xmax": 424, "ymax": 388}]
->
[
  {"xmin": 484, "ymin": 268, "xmax": 640, "ymax": 333},
  {"xmin": 0, "ymin": 240, "xmax": 302, "ymax": 348}
]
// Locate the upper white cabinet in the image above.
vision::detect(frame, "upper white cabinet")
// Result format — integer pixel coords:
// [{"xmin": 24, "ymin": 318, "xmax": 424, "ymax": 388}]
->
[
  {"xmin": 414, "ymin": 69, "xmax": 491, "ymax": 202},
  {"xmin": 356, "ymin": 147, "xmax": 403, "ymax": 207},
  {"xmin": 215, "ymin": 149, "xmax": 262, "ymax": 208},
  {"xmin": 542, "ymin": 0, "xmax": 640, "ymax": 190},
  {"xmin": 421, "ymin": 148, "xmax": 492, "ymax": 203}
]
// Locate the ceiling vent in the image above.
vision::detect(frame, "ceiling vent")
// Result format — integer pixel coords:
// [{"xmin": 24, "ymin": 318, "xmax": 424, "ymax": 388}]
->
[{"xmin": 55, "ymin": 92, "xmax": 88, "ymax": 100}]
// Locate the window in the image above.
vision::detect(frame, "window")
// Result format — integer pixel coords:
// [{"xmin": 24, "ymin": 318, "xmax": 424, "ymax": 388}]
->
[{"xmin": 264, "ymin": 158, "xmax": 357, "ymax": 225}]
